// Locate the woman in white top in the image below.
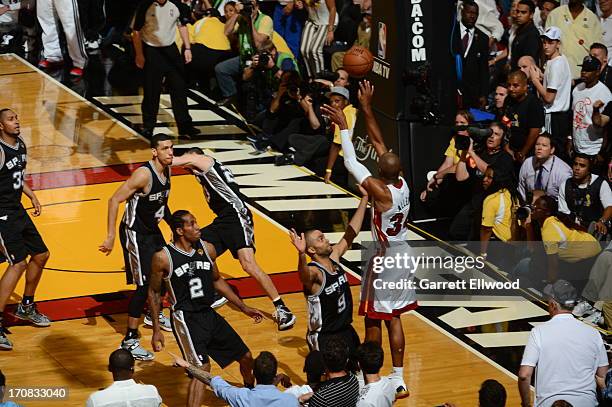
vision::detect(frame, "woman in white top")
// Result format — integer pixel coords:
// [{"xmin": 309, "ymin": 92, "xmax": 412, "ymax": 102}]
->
[{"xmin": 299, "ymin": 0, "xmax": 337, "ymax": 78}]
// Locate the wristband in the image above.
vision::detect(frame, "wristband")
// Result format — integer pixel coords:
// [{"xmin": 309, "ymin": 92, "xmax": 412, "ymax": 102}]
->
[
  {"xmin": 325, "ymin": 169, "xmax": 332, "ymax": 173},
  {"xmin": 185, "ymin": 48, "xmax": 191, "ymax": 51}
]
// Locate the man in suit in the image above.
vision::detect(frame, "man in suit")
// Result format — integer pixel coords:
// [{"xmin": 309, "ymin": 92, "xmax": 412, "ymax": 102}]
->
[{"xmin": 454, "ymin": 0, "xmax": 490, "ymax": 109}]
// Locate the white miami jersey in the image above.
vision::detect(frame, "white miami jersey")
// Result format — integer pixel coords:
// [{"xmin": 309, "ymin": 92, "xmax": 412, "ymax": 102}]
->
[{"xmin": 371, "ymin": 177, "xmax": 410, "ymax": 242}]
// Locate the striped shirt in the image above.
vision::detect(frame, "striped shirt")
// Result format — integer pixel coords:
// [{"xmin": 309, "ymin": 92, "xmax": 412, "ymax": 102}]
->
[{"xmin": 309, "ymin": 374, "xmax": 359, "ymax": 407}]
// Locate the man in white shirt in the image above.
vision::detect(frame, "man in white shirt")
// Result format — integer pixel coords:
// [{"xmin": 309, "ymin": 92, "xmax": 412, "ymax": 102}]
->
[
  {"xmin": 518, "ymin": 279, "xmax": 608, "ymax": 407},
  {"xmin": 570, "ymin": 55, "xmax": 612, "ymax": 157},
  {"xmin": 356, "ymin": 342, "xmax": 395, "ymax": 407},
  {"xmin": 86, "ymin": 349, "xmax": 162, "ymax": 407},
  {"xmin": 600, "ymin": 0, "xmax": 612, "ymax": 60},
  {"xmin": 529, "ymin": 26, "xmax": 572, "ymax": 156}
]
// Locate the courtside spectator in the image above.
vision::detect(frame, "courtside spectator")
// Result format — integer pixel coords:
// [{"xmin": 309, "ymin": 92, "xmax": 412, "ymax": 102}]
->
[
  {"xmin": 518, "ymin": 133, "xmax": 572, "ymax": 202},
  {"xmin": 546, "ymin": 0, "xmax": 603, "ymax": 79},
  {"xmin": 490, "ymin": 83, "xmax": 509, "ymax": 119},
  {"xmin": 589, "ymin": 42, "xmax": 612, "ymax": 90},
  {"xmin": 300, "ymin": 0, "xmax": 337, "ymax": 79},
  {"xmin": 538, "ymin": 0, "xmax": 559, "ymax": 33},
  {"xmin": 356, "ymin": 342, "xmax": 395, "ymax": 407},
  {"xmin": 86, "ymin": 349, "xmax": 162, "ymax": 407},
  {"xmin": 273, "ymin": 0, "xmax": 305, "ymax": 59},
  {"xmin": 600, "ymin": 0, "xmax": 612, "ymax": 58},
  {"xmin": 519, "ymin": 279, "xmax": 608, "ymax": 407},
  {"xmin": 443, "ymin": 379, "xmax": 507, "ymax": 407},
  {"xmin": 324, "ymin": 86, "xmax": 357, "ymax": 184},
  {"xmin": 284, "ymin": 350, "xmax": 326, "ymax": 400},
  {"xmin": 503, "ymin": 70, "xmax": 545, "ymax": 164},
  {"xmin": 0, "ymin": 370, "xmax": 21, "ymax": 407},
  {"xmin": 510, "ymin": 0, "xmax": 542, "ymax": 70},
  {"xmin": 529, "ymin": 27, "xmax": 572, "ymax": 155},
  {"xmin": 571, "ymin": 55, "xmax": 612, "ymax": 158},
  {"xmin": 305, "ymin": 335, "xmax": 360, "ymax": 407}
]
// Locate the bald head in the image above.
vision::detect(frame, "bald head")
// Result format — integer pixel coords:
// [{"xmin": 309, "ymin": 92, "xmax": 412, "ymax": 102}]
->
[
  {"xmin": 518, "ymin": 56, "xmax": 536, "ymax": 76},
  {"xmin": 378, "ymin": 152, "xmax": 401, "ymax": 180}
]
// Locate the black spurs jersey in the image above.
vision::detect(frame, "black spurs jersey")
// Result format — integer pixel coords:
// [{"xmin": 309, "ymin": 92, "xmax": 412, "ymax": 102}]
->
[
  {"xmin": 306, "ymin": 259, "xmax": 353, "ymax": 335},
  {"xmin": 194, "ymin": 159, "xmax": 251, "ymax": 220},
  {"xmin": 0, "ymin": 137, "xmax": 27, "ymax": 209},
  {"xmin": 122, "ymin": 161, "xmax": 170, "ymax": 234},
  {"xmin": 163, "ymin": 240, "xmax": 215, "ymax": 312}
]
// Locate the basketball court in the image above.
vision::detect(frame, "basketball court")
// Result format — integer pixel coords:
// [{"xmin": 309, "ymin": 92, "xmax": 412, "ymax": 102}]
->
[{"xmin": 0, "ymin": 53, "xmax": 544, "ymax": 405}]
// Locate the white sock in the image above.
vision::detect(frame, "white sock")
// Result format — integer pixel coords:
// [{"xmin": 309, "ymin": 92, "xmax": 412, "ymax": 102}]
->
[{"xmin": 391, "ymin": 367, "xmax": 404, "ymax": 377}]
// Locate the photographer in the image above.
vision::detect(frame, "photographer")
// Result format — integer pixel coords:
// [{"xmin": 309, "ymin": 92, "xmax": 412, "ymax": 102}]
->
[
  {"xmin": 214, "ymin": 0, "xmax": 274, "ymax": 106},
  {"xmin": 558, "ymin": 153, "xmax": 612, "ymax": 239},
  {"xmin": 450, "ymin": 122, "xmax": 514, "ymax": 239}
]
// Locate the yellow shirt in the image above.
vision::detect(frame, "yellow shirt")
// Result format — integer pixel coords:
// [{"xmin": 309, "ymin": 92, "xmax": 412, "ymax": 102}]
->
[
  {"xmin": 444, "ymin": 138, "xmax": 465, "ymax": 165},
  {"xmin": 333, "ymin": 104, "xmax": 358, "ymax": 157},
  {"xmin": 482, "ymin": 189, "xmax": 515, "ymax": 242},
  {"xmin": 179, "ymin": 17, "xmax": 230, "ymax": 51},
  {"xmin": 541, "ymin": 216, "xmax": 601, "ymax": 262},
  {"xmin": 546, "ymin": 6, "xmax": 602, "ymax": 79}
]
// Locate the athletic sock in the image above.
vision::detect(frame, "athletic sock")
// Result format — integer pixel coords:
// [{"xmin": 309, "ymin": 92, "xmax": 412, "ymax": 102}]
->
[
  {"xmin": 125, "ymin": 328, "xmax": 139, "ymax": 341},
  {"xmin": 22, "ymin": 296, "xmax": 34, "ymax": 306},
  {"xmin": 272, "ymin": 298, "xmax": 285, "ymax": 308},
  {"xmin": 392, "ymin": 367, "xmax": 404, "ymax": 378}
]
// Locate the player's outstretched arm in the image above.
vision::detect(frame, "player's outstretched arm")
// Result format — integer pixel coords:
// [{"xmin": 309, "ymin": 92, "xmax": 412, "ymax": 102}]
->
[
  {"xmin": 99, "ymin": 167, "xmax": 150, "ymax": 255},
  {"xmin": 289, "ymin": 229, "xmax": 320, "ymax": 293},
  {"xmin": 171, "ymin": 153, "xmax": 214, "ymax": 173},
  {"xmin": 149, "ymin": 249, "xmax": 169, "ymax": 352},
  {"xmin": 358, "ymin": 80, "xmax": 388, "ymax": 157},
  {"xmin": 332, "ymin": 185, "xmax": 369, "ymax": 259},
  {"xmin": 211, "ymin": 263, "xmax": 264, "ymax": 322}
]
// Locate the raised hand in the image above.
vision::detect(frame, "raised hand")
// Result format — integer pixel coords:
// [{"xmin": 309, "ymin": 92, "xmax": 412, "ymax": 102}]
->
[
  {"xmin": 321, "ymin": 104, "xmax": 348, "ymax": 130},
  {"xmin": 357, "ymin": 80, "xmax": 374, "ymax": 109},
  {"xmin": 289, "ymin": 228, "xmax": 306, "ymax": 253}
]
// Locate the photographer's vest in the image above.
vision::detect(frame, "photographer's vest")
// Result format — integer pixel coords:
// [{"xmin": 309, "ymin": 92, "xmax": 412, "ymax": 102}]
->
[{"xmin": 564, "ymin": 176, "xmax": 605, "ymax": 225}]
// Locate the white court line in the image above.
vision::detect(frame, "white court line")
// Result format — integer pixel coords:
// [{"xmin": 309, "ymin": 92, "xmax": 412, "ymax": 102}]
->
[{"xmin": 9, "ymin": 53, "xmax": 150, "ymax": 143}]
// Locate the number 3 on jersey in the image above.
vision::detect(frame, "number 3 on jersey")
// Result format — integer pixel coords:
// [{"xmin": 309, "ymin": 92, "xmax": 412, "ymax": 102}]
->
[
  {"xmin": 12, "ymin": 170, "xmax": 24, "ymax": 190},
  {"xmin": 385, "ymin": 212, "xmax": 409, "ymax": 236}
]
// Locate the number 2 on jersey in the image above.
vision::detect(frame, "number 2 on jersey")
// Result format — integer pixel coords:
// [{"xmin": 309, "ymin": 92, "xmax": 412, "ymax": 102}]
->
[
  {"xmin": 385, "ymin": 213, "xmax": 409, "ymax": 236},
  {"xmin": 189, "ymin": 278, "xmax": 204, "ymax": 299}
]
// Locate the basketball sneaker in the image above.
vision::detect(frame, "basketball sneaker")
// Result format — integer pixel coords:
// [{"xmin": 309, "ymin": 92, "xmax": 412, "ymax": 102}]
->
[
  {"xmin": 273, "ymin": 305, "xmax": 296, "ymax": 331},
  {"xmin": 143, "ymin": 311, "xmax": 172, "ymax": 332},
  {"xmin": 0, "ymin": 331, "xmax": 12, "ymax": 350},
  {"xmin": 572, "ymin": 300, "xmax": 596, "ymax": 317},
  {"xmin": 121, "ymin": 338, "xmax": 154, "ymax": 361},
  {"xmin": 14, "ymin": 303, "xmax": 51, "ymax": 327},
  {"xmin": 389, "ymin": 372, "xmax": 410, "ymax": 400},
  {"xmin": 584, "ymin": 310, "xmax": 604, "ymax": 327}
]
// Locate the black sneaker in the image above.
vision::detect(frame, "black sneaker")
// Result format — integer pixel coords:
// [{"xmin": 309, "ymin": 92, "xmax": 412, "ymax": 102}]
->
[
  {"xmin": 273, "ymin": 305, "xmax": 296, "ymax": 331},
  {"xmin": 251, "ymin": 139, "xmax": 270, "ymax": 153},
  {"xmin": 141, "ymin": 127, "xmax": 154, "ymax": 138},
  {"xmin": 178, "ymin": 127, "xmax": 201, "ymax": 139},
  {"xmin": 274, "ymin": 153, "xmax": 294, "ymax": 166},
  {"xmin": 217, "ymin": 96, "xmax": 236, "ymax": 107}
]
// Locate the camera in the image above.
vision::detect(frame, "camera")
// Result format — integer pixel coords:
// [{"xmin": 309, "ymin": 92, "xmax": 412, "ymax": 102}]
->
[
  {"xmin": 301, "ymin": 81, "xmax": 329, "ymax": 106},
  {"xmin": 453, "ymin": 126, "xmax": 493, "ymax": 150},
  {"xmin": 314, "ymin": 70, "xmax": 339, "ymax": 83},
  {"xmin": 254, "ymin": 51, "xmax": 271, "ymax": 69},
  {"xmin": 516, "ymin": 205, "xmax": 532, "ymax": 221}
]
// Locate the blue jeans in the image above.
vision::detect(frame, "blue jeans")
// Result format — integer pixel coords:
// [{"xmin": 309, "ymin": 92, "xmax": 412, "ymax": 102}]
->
[
  {"xmin": 215, "ymin": 56, "xmax": 241, "ymax": 97},
  {"xmin": 273, "ymin": 4, "xmax": 304, "ymax": 59}
]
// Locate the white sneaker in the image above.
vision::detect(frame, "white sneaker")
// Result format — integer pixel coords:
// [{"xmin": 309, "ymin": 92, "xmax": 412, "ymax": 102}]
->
[
  {"xmin": 573, "ymin": 300, "xmax": 596, "ymax": 317},
  {"xmin": 121, "ymin": 338, "xmax": 154, "ymax": 361},
  {"xmin": 583, "ymin": 310, "xmax": 604, "ymax": 327},
  {"xmin": 389, "ymin": 373, "xmax": 410, "ymax": 400},
  {"xmin": 144, "ymin": 311, "xmax": 172, "ymax": 332}
]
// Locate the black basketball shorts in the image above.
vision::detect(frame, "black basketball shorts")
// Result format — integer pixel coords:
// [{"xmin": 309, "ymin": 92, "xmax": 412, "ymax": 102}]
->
[
  {"xmin": 171, "ymin": 308, "xmax": 249, "ymax": 368},
  {"xmin": 119, "ymin": 223, "xmax": 165, "ymax": 286},
  {"xmin": 201, "ymin": 213, "xmax": 255, "ymax": 259},
  {"xmin": 0, "ymin": 206, "xmax": 48, "ymax": 265}
]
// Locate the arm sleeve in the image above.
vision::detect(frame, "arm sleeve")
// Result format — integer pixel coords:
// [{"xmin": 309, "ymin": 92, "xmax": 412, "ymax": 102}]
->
[
  {"xmin": 541, "ymin": 221, "xmax": 560, "ymax": 255},
  {"xmin": 258, "ymin": 15, "xmax": 274, "ymax": 38},
  {"xmin": 339, "ymin": 129, "xmax": 372, "ymax": 184},
  {"xmin": 520, "ymin": 328, "xmax": 540, "ymax": 367}
]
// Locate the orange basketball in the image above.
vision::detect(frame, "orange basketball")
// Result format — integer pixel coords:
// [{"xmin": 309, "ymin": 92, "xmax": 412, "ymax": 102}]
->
[{"xmin": 342, "ymin": 46, "xmax": 374, "ymax": 78}]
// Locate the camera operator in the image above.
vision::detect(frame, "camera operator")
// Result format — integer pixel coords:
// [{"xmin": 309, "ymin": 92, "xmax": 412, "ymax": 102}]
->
[
  {"xmin": 241, "ymin": 39, "xmax": 299, "ymax": 114},
  {"xmin": 518, "ymin": 133, "xmax": 571, "ymax": 203},
  {"xmin": 450, "ymin": 122, "xmax": 514, "ymax": 239},
  {"xmin": 558, "ymin": 153, "xmax": 612, "ymax": 239},
  {"xmin": 214, "ymin": 0, "xmax": 274, "ymax": 106}
]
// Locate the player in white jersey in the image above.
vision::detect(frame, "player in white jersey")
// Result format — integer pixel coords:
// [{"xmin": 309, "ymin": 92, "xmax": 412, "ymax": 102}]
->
[{"xmin": 322, "ymin": 80, "xmax": 414, "ymax": 399}]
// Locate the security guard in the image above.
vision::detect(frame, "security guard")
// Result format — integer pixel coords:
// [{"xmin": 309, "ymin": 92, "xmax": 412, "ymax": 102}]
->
[{"xmin": 132, "ymin": 0, "xmax": 200, "ymax": 138}]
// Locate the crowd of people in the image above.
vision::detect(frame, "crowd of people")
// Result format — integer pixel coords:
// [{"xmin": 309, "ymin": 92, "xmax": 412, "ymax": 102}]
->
[{"xmin": 1, "ymin": 0, "xmax": 612, "ymax": 406}]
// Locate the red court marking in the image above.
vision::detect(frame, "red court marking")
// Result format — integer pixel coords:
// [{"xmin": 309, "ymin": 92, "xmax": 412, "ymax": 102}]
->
[
  {"xmin": 26, "ymin": 164, "xmax": 190, "ymax": 191},
  {"xmin": 3, "ymin": 271, "xmax": 360, "ymax": 326}
]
